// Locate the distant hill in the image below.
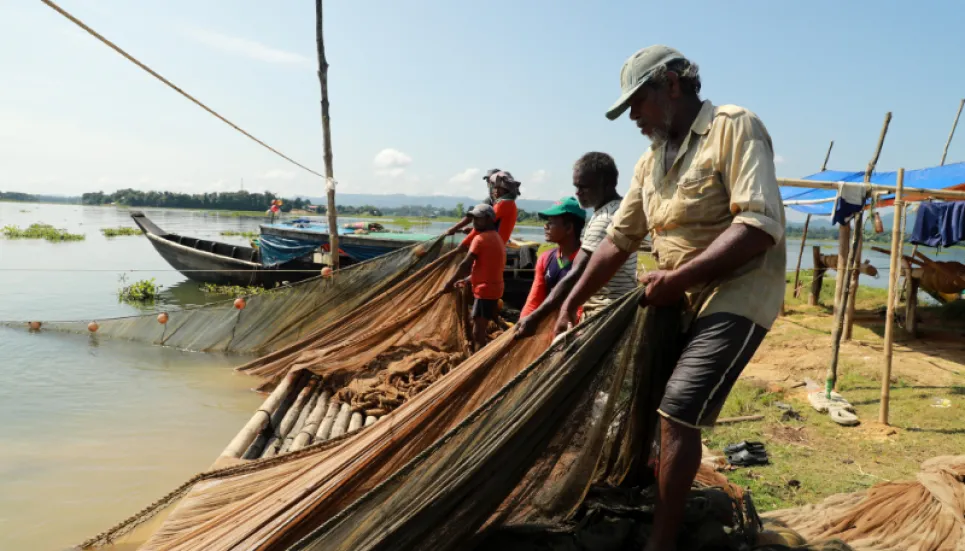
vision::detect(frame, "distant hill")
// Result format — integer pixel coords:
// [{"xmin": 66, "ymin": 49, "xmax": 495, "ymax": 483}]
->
[{"xmin": 305, "ymin": 193, "xmax": 557, "ymax": 212}]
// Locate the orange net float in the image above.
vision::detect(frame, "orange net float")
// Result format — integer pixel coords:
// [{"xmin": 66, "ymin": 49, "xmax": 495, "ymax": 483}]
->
[{"xmin": 157, "ymin": 312, "xmax": 169, "ymax": 324}]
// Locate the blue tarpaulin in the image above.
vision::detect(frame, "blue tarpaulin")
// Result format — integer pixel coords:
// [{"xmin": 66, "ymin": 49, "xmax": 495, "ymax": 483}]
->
[
  {"xmin": 259, "ymin": 234, "xmax": 319, "ymax": 267},
  {"xmin": 910, "ymin": 202, "xmax": 965, "ymax": 248},
  {"xmin": 780, "ymin": 161, "xmax": 965, "ymax": 215}
]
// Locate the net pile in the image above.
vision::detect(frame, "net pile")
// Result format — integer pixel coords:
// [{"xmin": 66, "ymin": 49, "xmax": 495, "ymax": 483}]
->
[
  {"xmin": 766, "ymin": 455, "xmax": 965, "ymax": 551},
  {"xmin": 29, "ymin": 237, "xmax": 445, "ymax": 355},
  {"xmin": 78, "ymin": 274, "xmax": 853, "ymax": 550}
]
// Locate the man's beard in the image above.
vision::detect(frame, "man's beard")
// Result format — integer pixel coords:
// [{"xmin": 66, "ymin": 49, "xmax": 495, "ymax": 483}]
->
[{"xmin": 645, "ymin": 96, "xmax": 676, "ymax": 147}]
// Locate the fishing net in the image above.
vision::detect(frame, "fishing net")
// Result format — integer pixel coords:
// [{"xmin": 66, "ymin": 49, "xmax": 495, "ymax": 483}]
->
[
  {"xmin": 766, "ymin": 455, "xmax": 965, "ymax": 551},
  {"xmin": 77, "ymin": 260, "xmax": 853, "ymax": 551},
  {"xmin": 23, "ymin": 237, "xmax": 445, "ymax": 355}
]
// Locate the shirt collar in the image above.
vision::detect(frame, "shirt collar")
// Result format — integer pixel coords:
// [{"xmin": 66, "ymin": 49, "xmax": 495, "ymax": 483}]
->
[{"xmin": 690, "ymin": 100, "xmax": 715, "ymax": 136}]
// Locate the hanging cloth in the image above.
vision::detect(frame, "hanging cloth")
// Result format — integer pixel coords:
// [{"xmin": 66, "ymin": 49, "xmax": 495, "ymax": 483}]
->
[
  {"xmin": 831, "ymin": 183, "xmax": 867, "ymax": 226},
  {"xmin": 910, "ymin": 201, "xmax": 965, "ymax": 248}
]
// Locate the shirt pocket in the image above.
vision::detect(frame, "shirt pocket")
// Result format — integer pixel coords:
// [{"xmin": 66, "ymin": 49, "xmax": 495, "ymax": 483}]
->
[{"xmin": 671, "ymin": 168, "xmax": 730, "ymax": 224}]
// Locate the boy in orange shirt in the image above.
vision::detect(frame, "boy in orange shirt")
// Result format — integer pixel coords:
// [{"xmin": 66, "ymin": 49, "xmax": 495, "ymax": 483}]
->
[
  {"xmin": 443, "ymin": 204, "xmax": 506, "ymax": 352},
  {"xmin": 445, "ymin": 169, "xmax": 519, "ymax": 248}
]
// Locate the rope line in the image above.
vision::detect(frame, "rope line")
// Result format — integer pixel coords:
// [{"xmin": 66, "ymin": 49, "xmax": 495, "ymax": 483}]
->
[{"xmin": 38, "ymin": 0, "xmax": 324, "ymax": 179}]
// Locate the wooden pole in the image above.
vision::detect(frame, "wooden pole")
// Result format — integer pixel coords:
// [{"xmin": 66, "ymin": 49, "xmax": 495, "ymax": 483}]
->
[
  {"xmin": 826, "ymin": 210, "xmax": 864, "ymax": 398},
  {"xmin": 833, "ymin": 222, "xmax": 851, "ymax": 315},
  {"xmin": 315, "ymin": 0, "xmax": 339, "ymax": 270},
  {"xmin": 810, "ymin": 245, "xmax": 825, "ymax": 306},
  {"xmin": 844, "ymin": 112, "xmax": 892, "ymax": 340},
  {"xmin": 821, "ymin": 140, "xmax": 835, "ymax": 171},
  {"xmin": 792, "ymin": 214, "xmax": 811, "ymax": 298},
  {"xmin": 940, "ymin": 99, "xmax": 965, "ymax": 166},
  {"xmin": 220, "ymin": 371, "xmax": 299, "ymax": 459},
  {"xmin": 778, "ymin": 178, "xmax": 965, "ymax": 200},
  {"xmin": 880, "ymin": 168, "xmax": 905, "ymax": 425}
]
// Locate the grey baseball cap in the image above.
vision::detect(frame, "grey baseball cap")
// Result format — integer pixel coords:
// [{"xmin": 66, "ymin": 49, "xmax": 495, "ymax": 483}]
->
[
  {"xmin": 467, "ymin": 203, "xmax": 496, "ymax": 220},
  {"xmin": 605, "ymin": 45, "xmax": 687, "ymax": 121}
]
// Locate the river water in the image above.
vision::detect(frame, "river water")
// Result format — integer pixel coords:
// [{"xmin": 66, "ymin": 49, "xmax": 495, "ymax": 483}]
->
[{"xmin": 1, "ymin": 202, "xmax": 963, "ymax": 549}]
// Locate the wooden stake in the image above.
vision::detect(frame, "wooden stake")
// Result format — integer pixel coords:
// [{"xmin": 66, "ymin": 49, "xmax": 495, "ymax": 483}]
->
[
  {"xmin": 792, "ymin": 214, "xmax": 811, "ymax": 298},
  {"xmin": 844, "ymin": 112, "xmax": 892, "ymax": 340},
  {"xmin": 940, "ymin": 99, "xmax": 965, "ymax": 166},
  {"xmin": 810, "ymin": 245, "xmax": 825, "ymax": 306},
  {"xmin": 315, "ymin": 0, "xmax": 339, "ymax": 270},
  {"xmin": 261, "ymin": 376, "xmax": 317, "ymax": 459},
  {"xmin": 880, "ymin": 168, "xmax": 905, "ymax": 425},
  {"xmin": 348, "ymin": 412, "xmax": 363, "ymax": 433}
]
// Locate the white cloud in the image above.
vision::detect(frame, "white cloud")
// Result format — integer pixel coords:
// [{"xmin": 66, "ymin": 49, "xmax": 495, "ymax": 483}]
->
[
  {"xmin": 774, "ymin": 154, "xmax": 786, "ymax": 165},
  {"xmin": 529, "ymin": 169, "xmax": 549, "ymax": 185},
  {"xmin": 263, "ymin": 169, "xmax": 296, "ymax": 180},
  {"xmin": 182, "ymin": 27, "xmax": 313, "ymax": 69},
  {"xmin": 448, "ymin": 168, "xmax": 480, "ymax": 184},
  {"xmin": 373, "ymin": 148, "xmax": 413, "ymax": 178}
]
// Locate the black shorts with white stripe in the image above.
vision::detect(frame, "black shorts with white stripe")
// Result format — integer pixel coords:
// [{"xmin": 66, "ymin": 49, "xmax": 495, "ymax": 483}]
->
[{"xmin": 657, "ymin": 313, "xmax": 767, "ymax": 429}]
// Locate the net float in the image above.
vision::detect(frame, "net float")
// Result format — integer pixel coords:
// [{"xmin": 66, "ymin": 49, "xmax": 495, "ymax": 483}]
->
[
  {"xmin": 413, "ymin": 245, "xmax": 426, "ymax": 258},
  {"xmin": 157, "ymin": 312, "xmax": 169, "ymax": 324},
  {"xmin": 321, "ymin": 267, "xmax": 333, "ymax": 278},
  {"xmin": 28, "ymin": 321, "xmax": 41, "ymax": 331},
  {"xmin": 234, "ymin": 298, "xmax": 246, "ymax": 310},
  {"xmin": 88, "ymin": 321, "xmax": 99, "ymax": 333}
]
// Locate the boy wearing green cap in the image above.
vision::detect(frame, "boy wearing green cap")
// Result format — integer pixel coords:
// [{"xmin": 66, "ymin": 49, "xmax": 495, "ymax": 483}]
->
[{"xmin": 518, "ymin": 197, "xmax": 586, "ymax": 319}]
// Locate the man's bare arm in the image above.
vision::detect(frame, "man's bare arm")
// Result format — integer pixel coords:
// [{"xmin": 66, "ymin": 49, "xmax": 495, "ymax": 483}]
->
[{"xmin": 559, "ymin": 238, "xmax": 631, "ymax": 317}]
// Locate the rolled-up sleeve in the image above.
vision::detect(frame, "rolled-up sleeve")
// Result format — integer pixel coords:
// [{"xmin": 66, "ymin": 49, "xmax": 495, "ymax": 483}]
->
[
  {"xmin": 723, "ymin": 114, "xmax": 785, "ymax": 244},
  {"xmin": 606, "ymin": 158, "xmax": 650, "ymax": 253}
]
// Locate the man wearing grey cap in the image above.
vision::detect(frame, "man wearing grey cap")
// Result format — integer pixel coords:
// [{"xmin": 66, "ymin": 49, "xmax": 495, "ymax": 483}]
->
[{"xmin": 557, "ymin": 46, "xmax": 786, "ymax": 551}]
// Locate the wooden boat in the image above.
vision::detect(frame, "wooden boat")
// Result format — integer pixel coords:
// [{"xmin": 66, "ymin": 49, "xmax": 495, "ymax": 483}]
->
[{"xmin": 131, "ymin": 212, "xmax": 326, "ymax": 288}]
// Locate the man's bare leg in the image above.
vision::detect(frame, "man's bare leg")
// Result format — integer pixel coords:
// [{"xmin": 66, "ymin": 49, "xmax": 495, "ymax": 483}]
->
[
  {"xmin": 643, "ymin": 417, "xmax": 702, "ymax": 551},
  {"xmin": 472, "ymin": 316, "xmax": 488, "ymax": 352}
]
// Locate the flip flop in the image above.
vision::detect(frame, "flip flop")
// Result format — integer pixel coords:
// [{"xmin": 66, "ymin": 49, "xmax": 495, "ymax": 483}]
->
[
  {"xmin": 723, "ymin": 441, "xmax": 766, "ymax": 455},
  {"xmin": 727, "ymin": 449, "xmax": 769, "ymax": 467},
  {"xmin": 808, "ymin": 391, "xmax": 855, "ymax": 413},
  {"xmin": 830, "ymin": 408, "xmax": 860, "ymax": 426}
]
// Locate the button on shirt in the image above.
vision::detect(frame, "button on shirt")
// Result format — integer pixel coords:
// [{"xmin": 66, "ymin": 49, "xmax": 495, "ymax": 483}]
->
[{"xmin": 606, "ymin": 101, "xmax": 786, "ymax": 330}]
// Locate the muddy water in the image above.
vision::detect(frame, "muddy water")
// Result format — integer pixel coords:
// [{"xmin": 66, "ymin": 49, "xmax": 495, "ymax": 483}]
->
[{"xmin": 0, "ymin": 203, "xmax": 273, "ymax": 550}]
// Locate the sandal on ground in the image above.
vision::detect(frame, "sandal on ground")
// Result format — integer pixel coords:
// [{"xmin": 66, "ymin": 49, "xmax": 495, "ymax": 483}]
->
[{"xmin": 727, "ymin": 449, "xmax": 769, "ymax": 467}]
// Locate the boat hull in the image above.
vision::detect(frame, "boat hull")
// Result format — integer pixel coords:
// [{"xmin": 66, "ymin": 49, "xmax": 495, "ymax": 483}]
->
[{"xmin": 132, "ymin": 213, "xmax": 323, "ymax": 288}]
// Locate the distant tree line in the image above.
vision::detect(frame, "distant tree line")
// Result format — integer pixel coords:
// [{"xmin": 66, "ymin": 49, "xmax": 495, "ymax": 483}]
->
[
  {"xmin": 81, "ymin": 189, "xmax": 312, "ymax": 213},
  {"xmin": 1, "ymin": 191, "xmax": 80, "ymax": 204}
]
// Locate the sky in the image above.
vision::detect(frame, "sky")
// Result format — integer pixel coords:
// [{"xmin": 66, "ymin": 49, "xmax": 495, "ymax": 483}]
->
[{"xmin": 2, "ymin": 0, "xmax": 965, "ymax": 221}]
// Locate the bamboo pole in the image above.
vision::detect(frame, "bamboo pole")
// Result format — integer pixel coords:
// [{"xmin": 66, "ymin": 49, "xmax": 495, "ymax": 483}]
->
[
  {"xmin": 364, "ymin": 415, "xmax": 377, "ymax": 427},
  {"xmin": 315, "ymin": 400, "xmax": 341, "ymax": 441},
  {"xmin": 330, "ymin": 403, "xmax": 352, "ymax": 438},
  {"xmin": 821, "ymin": 140, "xmax": 834, "ymax": 171},
  {"xmin": 280, "ymin": 382, "xmax": 322, "ymax": 454},
  {"xmin": 792, "ymin": 215, "xmax": 811, "ymax": 299},
  {"xmin": 833, "ymin": 222, "xmax": 851, "ymax": 314},
  {"xmin": 826, "ymin": 212, "xmax": 863, "ymax": 398},
  {"xmin": 940, "ymin": 99, "xmax": 965, "ymax": 166},
  {"xmin": 880, "ymin": 168, "xmax": 905, "ymax": 425},
  {"xmin": 844, "ymin": 113, "xmax": 892, "ymax": 340},
  {"xmin": 348, "ymin": 412, "xmax": 364, "ymax": 433},
  {"xmin": 220, "ymin": 371, "xmax": 299, "ymax": 459},
  {"xmin": 315, "ymin": 0, "xmax": 339, "ymax": 270},
  {"xmin": 290, "ymin": 390, "xmax": 331, "ymax": 452},
  {"xmin": 261, "ymin": 376, "xmax": 317, "ymax": 459}
]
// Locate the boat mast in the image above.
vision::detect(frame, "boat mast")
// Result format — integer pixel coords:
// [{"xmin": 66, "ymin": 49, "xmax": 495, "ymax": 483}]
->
[{"xmin": 315, "ymin": 0, "xmax": 339, "ymax": 269}]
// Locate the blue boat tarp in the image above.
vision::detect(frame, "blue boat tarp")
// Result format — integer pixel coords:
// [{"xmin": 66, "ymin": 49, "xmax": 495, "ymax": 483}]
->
[
  {"xmin": 780, "ymin": 161, "xmax": 965, "ymax": 215},
  {"xmin": 259, "ymin": 235, "xmax": 319, "ymax": 267}
]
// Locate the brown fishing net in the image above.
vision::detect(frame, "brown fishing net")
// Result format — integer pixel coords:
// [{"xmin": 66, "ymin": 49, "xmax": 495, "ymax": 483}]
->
[
  {"xmin": 79, "ymin": 253, "xmax": 857, "ymax": 551},
  {"xmin": 766, "ymin": 455, "xmax": 965, "ymax": 551},
  {"xmin": 22, "ymin": 237, "xmax": 445, "ymax": 355}
]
